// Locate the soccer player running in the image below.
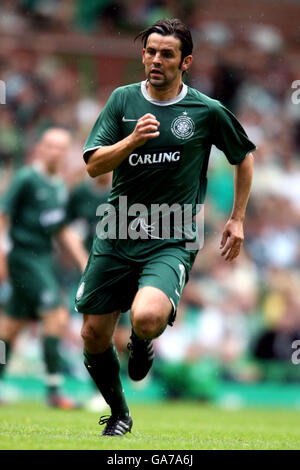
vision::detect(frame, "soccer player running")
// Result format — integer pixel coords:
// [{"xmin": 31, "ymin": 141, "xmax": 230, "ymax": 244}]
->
[
  {"xmin": 0, "ymin": 128, "xmax": 88, "ymax": 408},
  {"xmin": 76, "ymin": 18, "xmax": 255, "ymax": 436}
]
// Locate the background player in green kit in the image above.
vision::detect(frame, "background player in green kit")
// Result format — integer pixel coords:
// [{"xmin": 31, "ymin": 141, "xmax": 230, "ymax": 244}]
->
[
  {"xmin": 68, "ymin": 173, "xmax": 112, "ymax": 253},
  {"xmin": 75, "ymin": 18, "xmax": 255, "ymax": 436},
  {"xmin": 0, "ymin": 128, "xmax": 88, "ymax": 408}
]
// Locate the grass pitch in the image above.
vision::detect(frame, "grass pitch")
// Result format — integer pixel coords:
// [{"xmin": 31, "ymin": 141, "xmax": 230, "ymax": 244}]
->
[{"xmin": 0, "ymin": 401, "xmax": 299, "ymax": 450}]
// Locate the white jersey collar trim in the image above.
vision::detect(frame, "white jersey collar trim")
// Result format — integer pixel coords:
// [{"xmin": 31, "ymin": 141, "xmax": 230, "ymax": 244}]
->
[{"xmin": 141, "ymin": 80, "xmax": 187, "ymax": 106}]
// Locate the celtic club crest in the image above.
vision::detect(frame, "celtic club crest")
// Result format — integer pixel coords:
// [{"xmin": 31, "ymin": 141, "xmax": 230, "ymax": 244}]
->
[{"xmin": 171, "ymin": 113, "xmax": 195, "ymax": 140}]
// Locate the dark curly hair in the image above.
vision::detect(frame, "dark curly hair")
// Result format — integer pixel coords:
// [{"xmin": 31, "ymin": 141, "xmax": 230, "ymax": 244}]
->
[{"xmin": 135, "ymin": 18, "xmax": 193, "ymax": 64}]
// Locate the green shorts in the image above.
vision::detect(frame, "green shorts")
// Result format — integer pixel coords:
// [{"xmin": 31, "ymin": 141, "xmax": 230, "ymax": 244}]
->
[
  {"xmin": 6, "ymin": 249, "xmax": 62, "ymax": 320},
  {"xmin": 75, "ymin": 245, "xmax": 197, "ymax": 326}
]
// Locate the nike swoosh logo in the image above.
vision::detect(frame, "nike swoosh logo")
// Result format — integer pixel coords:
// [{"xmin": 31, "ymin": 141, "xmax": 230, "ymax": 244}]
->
[{"xmin": 122, "ymin": 116, "xmax": 138, "ymax": 122}]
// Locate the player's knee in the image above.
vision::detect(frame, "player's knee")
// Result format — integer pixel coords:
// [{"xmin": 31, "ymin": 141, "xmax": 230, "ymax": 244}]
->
[
  {"xmin": 57, "ymin": 312, "xmax": 69, "ymax": 331},
  {"xmin": 42, "ymin": 308, "xmax": 69, "ymax": 336},
  {"xmin": 0, "ymin": 316, "xmax": 25, "ymax": 342},
  {"xmin": 131, "ymin": 307, "xmax": 166, "ymax": 340},
  {"xmin": 81, "ymin": 323, "xmax": 99, "ymax": 344},
  {"xmin": 81, "ymin": 322, "xmax": 111, "ymax": 351}
]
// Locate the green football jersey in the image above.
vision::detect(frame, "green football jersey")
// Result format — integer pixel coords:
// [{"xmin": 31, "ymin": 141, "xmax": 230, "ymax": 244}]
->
[
  {"xmin": 84, "ymin": 80, "xmax": 255, "ymax": 258},
  {"xmin": 0, "ymin": 165, "xmax": 68, "ymax": 253},
  {"xmin": 67, "ymin": 180, "xmax": 110, "ymax": 251}
]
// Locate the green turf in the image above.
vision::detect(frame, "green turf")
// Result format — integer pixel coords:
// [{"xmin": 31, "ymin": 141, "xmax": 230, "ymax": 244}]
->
[{"xmin": 0, "ymin": 401, "xmax": 300, "ymax": 450}]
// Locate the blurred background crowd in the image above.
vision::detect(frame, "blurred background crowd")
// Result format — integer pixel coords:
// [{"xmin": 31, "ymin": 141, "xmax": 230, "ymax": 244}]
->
[{"xmin": 1, "ymin": 0, "xmax": 300, "ymax": 408}]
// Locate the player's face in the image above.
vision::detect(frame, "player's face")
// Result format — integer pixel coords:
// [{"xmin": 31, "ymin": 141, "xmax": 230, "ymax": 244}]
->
[
  {"xmin": 38, "ymin": 130, "xmax": 71, "ymax": 174},
  {"xmin": 142, "ymin": 33, "xmax": 191, "ymax": 89}
]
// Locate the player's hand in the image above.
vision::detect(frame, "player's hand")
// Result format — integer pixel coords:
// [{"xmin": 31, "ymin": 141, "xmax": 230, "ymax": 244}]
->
[
  {"xmin": 131, "ymin": 113, "xmax": 160, "ymax": 147},
  {"xmin": 219, "ymin": 218, "xmax": 244, "ymax": 262}
]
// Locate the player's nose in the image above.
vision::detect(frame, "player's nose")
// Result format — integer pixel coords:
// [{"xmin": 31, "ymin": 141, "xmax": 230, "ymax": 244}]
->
[{"xmin": 153, "ymin": 52, "xmax": 162, "ymax": 64}]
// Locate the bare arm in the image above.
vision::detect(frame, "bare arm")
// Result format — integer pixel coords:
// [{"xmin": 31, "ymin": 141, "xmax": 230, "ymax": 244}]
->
[
  {"xmin": 0, "ymin": 213, "xmax": 8, "ymax": 282},
  {"xmin": 56, "ymin": 226, "xmax": 89, "ymax": 273},
  {"xmin": 86, "ymin": 113, "xmax": 160, "ymax": 177},
  {"xmin": 220, "ymin": 152, "xmax": 254, "ymax": 261}
]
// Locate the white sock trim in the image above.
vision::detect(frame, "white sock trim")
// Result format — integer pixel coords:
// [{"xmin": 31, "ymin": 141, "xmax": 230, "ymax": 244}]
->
[{"xmin": 45, "ymin": 374, "xmax": 63, "ymax": 387}]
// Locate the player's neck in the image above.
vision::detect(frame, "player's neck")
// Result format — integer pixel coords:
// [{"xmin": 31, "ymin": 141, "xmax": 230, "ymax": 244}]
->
[
  {"xmin": 146, "ymin": 79, "xmax": 183, "ymax": 102},
  {"xmin": 34, "ymin": 160, "xmax": 59, "ymax": 179}
]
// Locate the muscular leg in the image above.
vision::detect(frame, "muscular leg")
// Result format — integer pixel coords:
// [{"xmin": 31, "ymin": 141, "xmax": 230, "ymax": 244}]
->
[
  {"xmin": 127, "ymin": 286, "xmax": 173, "ymax": 382},
  {"xmin": 81, "ymin": 311, "xmax": 121, "ymax": 354},
  {"xmin": 130, "ymin": 286, "xmax": 173, "ymax": 340},
  {"xmin": 0, "ymin": 314, "xmax": 27, "ymax": 380},
  {"xmin": 81, "ymin": 311, "xmax": 130, "ymax": 418}
]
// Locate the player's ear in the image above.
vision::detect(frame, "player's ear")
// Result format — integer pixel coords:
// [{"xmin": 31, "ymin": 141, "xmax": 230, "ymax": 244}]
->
[
  {"xmin": 181, "ymin": 55, "xmax": 193, "ymax": 72},
  {"xmin": 142, "ymin": 48, "xmax": 146, "ymax": 64}
]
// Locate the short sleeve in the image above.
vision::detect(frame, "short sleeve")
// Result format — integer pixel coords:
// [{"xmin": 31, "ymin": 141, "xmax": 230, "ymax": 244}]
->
[
  {"xmin": 211, "ymin": 101, "xmax": 256, "ymax": 164},
  {"xmin": 83, "ymin": 88, "xmax": 123, "ymax": 163},
  {"xmin": 0, "ymin": 169, "xmax": 28, "ymax": 216}
]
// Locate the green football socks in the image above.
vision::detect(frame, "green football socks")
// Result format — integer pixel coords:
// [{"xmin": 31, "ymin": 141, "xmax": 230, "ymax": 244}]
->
[
  {"xmin": 84, "ymin": 344, "xmax": 130, "ymax": 418},
  {"xmin": 42, "ymin": 336, "xmax": 63, "ymax": 396}
]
